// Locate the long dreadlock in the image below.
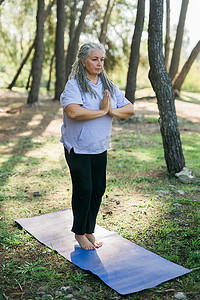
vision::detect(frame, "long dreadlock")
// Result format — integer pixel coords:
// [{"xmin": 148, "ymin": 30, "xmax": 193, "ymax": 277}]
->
[{"xmin": 69, "ymin": 43, "xmax": 114, "ymax": 98}]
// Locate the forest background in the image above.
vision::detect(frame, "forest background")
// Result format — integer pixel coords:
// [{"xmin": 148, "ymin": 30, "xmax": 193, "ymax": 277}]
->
[
  {"xmin": 0, "ymin": 0, "xmax": 200, "ymax": 95},
  {"xmin": 0, "ymin": 0, "xmax": 200, "ymax": 299}
]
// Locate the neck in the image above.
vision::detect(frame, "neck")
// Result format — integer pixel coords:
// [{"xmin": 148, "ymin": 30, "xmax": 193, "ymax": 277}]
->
[{"xmin": 86, "ymin": 74, "xmax": 99, "ymax": 84}]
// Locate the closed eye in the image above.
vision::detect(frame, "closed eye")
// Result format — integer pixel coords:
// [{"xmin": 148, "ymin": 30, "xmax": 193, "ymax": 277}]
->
[{"xmin": 92, "ymin": 58, "xmax": 104, "ymax": 61}]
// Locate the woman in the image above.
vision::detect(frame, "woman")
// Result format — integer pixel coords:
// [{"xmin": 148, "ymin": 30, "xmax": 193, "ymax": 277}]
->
[{"xmin": 60, "ymin": 42, "xmax": 134, "ymax": 250}]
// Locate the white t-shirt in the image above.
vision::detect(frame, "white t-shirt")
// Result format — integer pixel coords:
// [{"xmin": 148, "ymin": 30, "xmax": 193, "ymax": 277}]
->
[{"xmin": 60, "ymin": 77, "xmax": 130, "ymax": 154}]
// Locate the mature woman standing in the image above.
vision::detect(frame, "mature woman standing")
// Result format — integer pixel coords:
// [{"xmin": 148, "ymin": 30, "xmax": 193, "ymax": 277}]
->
[{"xmin": 60, "ymin": 42, "xmax": 134, "ymax": 250}]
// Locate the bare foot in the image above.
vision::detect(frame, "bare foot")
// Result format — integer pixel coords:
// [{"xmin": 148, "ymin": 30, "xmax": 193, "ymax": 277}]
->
[
  {"xmin": 75, "ymin": 234, "xmax": 95, "ymax": 250},
  {"xmin": 85, "ymin": 233, "xmax": 103, "ymax": 248}
]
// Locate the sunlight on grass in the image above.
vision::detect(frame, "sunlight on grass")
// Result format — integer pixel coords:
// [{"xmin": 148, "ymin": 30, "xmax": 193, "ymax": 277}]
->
[
  {"xmin": 1, "ymin": 100, "xmax": 199, "ymax": 298},
  {"xmin": 131, "ymin": 150, "xmax": 160, "ymax": 162}
]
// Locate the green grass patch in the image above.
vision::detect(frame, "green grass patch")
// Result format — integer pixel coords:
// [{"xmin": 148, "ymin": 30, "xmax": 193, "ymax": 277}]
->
[{"xmin": 0, "ymin": 107, "xmax": 200, "ymax": 299}]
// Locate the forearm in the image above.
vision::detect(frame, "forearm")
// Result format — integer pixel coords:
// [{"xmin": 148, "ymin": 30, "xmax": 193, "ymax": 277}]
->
[
  {"xmin": 109, "ymin": 103, "xmax": 135, "ymax": 118},
  {"xmin": 65, "ymin": 105, "xmax": 107, "ymax": 120}
]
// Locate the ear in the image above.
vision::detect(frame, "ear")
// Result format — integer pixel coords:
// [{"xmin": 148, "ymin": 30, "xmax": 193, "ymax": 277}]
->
[{"xmin": 81, "ymin": 59, "xmax": 85, "ymax": 67}]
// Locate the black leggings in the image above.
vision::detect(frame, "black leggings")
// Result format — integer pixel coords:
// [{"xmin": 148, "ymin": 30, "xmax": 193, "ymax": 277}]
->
[{"xmin": 64, "ymin": 148, "xmax": 107, "ymax": 235}]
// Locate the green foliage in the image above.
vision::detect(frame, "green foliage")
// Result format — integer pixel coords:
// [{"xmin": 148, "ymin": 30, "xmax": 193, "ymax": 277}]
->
[
  {"xmin": 0, "ymin": 222, "xmax": 27, "ymax": 246},
  {"xmin": 0, "ymin": 260, "xmax": 61, "ymax": 291},
  {"xmin": 0, "ymin": 0, "xmax": 199, "ymax": 94},
  {"xmin": 13, "ymin": 260, "xmax": 60, "ymax": 282},
  {"xmin": 0, "ymin": 1, "xmax": 36, "ymax": 87},
  {"xmin": 182, "ymin": 62, "xmax": 200, "ymax": 92},
  {"xmin": 0, "ymin": 75, "xmax": 200, "ymax": 300}
]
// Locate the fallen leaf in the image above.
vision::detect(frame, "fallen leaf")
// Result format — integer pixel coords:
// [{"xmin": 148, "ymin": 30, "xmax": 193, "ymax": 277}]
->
[{"xmin": 10, "ymin": 292, "xmax": 23, "ymax": 296}]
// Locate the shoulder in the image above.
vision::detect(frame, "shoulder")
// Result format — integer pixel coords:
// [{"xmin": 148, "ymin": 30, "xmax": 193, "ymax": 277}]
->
[
  {"xmin": 112, "ymin": 84, "xmax": 130, "ymax": 107},
  {"xmin": 62, "ymin": 77, "xmax": 82, "ymax": 97},
  {"xmin": 65, "ymin": 77, "xmax": 79, "ymax": 89},
  {"xmin": 113, "ymin": 83, "xmax": 123, "ymax": 96},
  {"xmin": 60, "ymin": 77, "xmax": 83, "ymax": 108}
]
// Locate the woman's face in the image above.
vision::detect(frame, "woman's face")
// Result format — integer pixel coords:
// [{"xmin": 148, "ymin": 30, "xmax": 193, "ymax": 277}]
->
[{"xmin": 82, "ymin": 49, "xmax": 104, "ymax": 78}]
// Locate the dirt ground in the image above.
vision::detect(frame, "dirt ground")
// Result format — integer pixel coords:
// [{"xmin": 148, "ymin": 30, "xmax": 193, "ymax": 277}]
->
[
  {"xmin": 0, "ymin": 89, "xmax": 200, "ymax": 148},
  {"xmin": 0, "ymin": 89, "xmax": 200, "ymax": 299}
]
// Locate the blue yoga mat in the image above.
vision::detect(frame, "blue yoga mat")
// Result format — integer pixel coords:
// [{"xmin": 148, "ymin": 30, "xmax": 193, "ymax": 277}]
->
[{"xmin": 14, "ymin": 209, "xmax": 192, "ymax": 295}]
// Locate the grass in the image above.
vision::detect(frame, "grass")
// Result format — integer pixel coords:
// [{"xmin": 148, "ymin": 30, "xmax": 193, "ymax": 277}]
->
[{"xmin": 0, "ymin": 94, "xmax": 200, "ymax": 299}]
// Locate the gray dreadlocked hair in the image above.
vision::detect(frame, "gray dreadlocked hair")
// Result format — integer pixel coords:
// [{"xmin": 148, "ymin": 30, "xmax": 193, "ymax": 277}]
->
[{"xmin": 69, "ymin": 42, "xmax": 114, "ymax": 98}]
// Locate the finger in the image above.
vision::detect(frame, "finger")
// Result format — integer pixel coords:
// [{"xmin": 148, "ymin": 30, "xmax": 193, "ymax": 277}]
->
[
  {"xmin": 104, "ymin": 90, "xmax": 109, "ymax": 97},
  {"xmin": 103, "ymin": 92, "xmax": 108, "ymax": 100}
]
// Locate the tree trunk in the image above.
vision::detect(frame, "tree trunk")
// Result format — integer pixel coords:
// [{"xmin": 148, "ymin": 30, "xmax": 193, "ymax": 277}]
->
[
  {"xmin": 65, "ymin": 0, "xmax": 91, "ymax": 80},
  {"xmin": 7, "ymin": 42, "xmax": 35, "ymax": 90},
  {"xmin": 27, "ymin": 0, "xmax": 45, "ymax": 104},
  {"xmin": 164, "ymin": 0, "xmax": 170, "ymax": 69},
  {"xmin": 26, "ymin": 68, "xmax": 32, "ymax": 90},
  {"xmin": 148, "ymin": 0, "xmax": 185, "ymax": 175},
  {"xmin": 169, "ymin": 0, "xmax": 189, "ymax": 80},
  {"xmin": 99, "ymin": 0, "xmax": 115, "ymax": 45},
  {"xmin": 173, "ymin": 40, "xmax": 200, "ymax": 95},
  {"xmin": 69, "ymin": 0, "xmax": 77, "ymax": 41},
  {"xmin": 54, "ymin": 0, "xmax": 65, "ymax": 100},
  {"xmin": 125, "ymin": 0, "xmax": 145, "ymax": 103},
  {"xmin": 7, "ymin": 0, "xmax": 56, "ymax": 90},
  {"xmin": 47, "ymin": 54, "xmax": 55, "ymax": 92}
]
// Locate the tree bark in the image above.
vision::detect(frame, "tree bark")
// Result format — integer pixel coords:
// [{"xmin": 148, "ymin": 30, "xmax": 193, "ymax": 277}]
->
[
  {"xmin": 65, "ymin": 0, "xmax": 91, "ymax": 80},
  {"xmin": 27, "ymin": 0, "xmax": 45, "ymax": 104},
  {"xmin": 69, "ymin": 0, "xmax": 77, "ymax": 41},
  {"xmin": 125, "ymin": 0, "xmax": 145, "ymax": 103},
  {"xmin": 8, "ymin": 42, "xmax": 35, "ymax": 90},
  {"xmin": 173, "ymin": 40, "xmax": 200, "ymax": 95},
  {"xmin": 164, "ymin": 0, "xmax": 170, "ymax": 69},
  {"xmin": 148, "ymin": 0, "xmax": 185, "ymax": 175},
  {"xmin": 7, "ymin": 0, "xmax": 56, "ymax": 90},
  {"xmin": 47, "ymin": 54, "xmax": 55, "ymax": 91},
  {"xmin": 54, "ymin": 0, "xmax": 65, "ymax": 100},
  {"xmin": 99, "ymin": 0, "xmax": 115, "ymax": 45},
  {"xmin": 26, "ymin": 67, "xmax": 32, "ymax": 90},
  {"xmin": 169, "ymin": 0, "xmax": 189, "ymax": 80}
]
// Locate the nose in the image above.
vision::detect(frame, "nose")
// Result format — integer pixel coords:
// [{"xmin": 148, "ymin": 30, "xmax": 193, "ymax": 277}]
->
[{"xmin": 97, "ymin": 59, "xmax": 103, "ymax": 66}]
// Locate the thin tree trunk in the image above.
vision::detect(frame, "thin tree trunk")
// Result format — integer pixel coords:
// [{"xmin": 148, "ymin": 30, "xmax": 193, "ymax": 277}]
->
[
  {"xmin": 27, "ymin": 0, "xmax": 45, "ymax": 104},
  {"xmin": 125, "ymin": 0, "xmax": 145, "ymax": 103},
  {"xmin": 54, "ymin": 0, "xmax": 65, "ymax": 100},
  {"xmin": 148, "ymin": 0, "xmax": 185, "ymax": 175},
  {"xmin": 173, "ymin": 40, "xmax": 200, "ymax": 95},
  {"xmin": 65, "ymin": 0, "xmax": 91, "ymax": 80},
  {"xmin": 7, "ymin": 0, "xmax": 56, "ymax": 90},
  {"xmin": 26, "ymin": 68, "xmax": 32, "ymax": 90},
  {"xmin": 69, "ymin": 0, "xmax": 77, "ymax": 41},
  {"xmin": 164, "ymin": 0, "xmax": 170, "ymax": 69},
  {"xmin": 71, "ymin": 0, "xmax": 90, "ymax": 49},
  {"xmin": 8, "ymin": 43, "xmax": 35, "ymax": 90},
  {"xmin": 169, "ymin": 0, "xmax": 189, "ymax": 80},
  {"xmin": 99, "ymin": 0, "xmax": 115, "ymax": 45},
  {"xmin": 47, "ymin": 54, "xmax": 55, "ymax": 91}
]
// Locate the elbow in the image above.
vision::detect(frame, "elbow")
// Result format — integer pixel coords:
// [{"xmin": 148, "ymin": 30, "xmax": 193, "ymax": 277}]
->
[
  {"xmin": 129, "ymin": 104, "xmax": 135, "ymax": 117},
  {"xmin": 66, "ymin": 111, "xmax": 75, "ymax": 119},
  {"xmin": 126, "ymin": 111, "xmax": 135, "ymax": 118},
  {"xmin": 65, "ymin": 104, "xmax": 82, "ymax": 120},
  {"xmin": 125, "ymin": 104, "xmax": 135, "ymax": 118},
  {"xmin": 131, "ymin": 109, "xmax": 135, "ymax": 117},
  {"xmin": 67, "ymin": 112, "xmax": 77, "ymax": 120},
  {"xmin": 65, "ymin": 108, "xmax": 78, "ymax": 120}
]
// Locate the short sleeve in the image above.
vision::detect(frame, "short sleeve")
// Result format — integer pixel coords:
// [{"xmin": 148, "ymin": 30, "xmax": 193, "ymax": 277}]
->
[
  {"xmin": 114, "ymin": 85, "xmax": 130, "ymax": 108},
  {"xmin": 60, "ymin": 78, "xmax": 83, "ymax": 109}
]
